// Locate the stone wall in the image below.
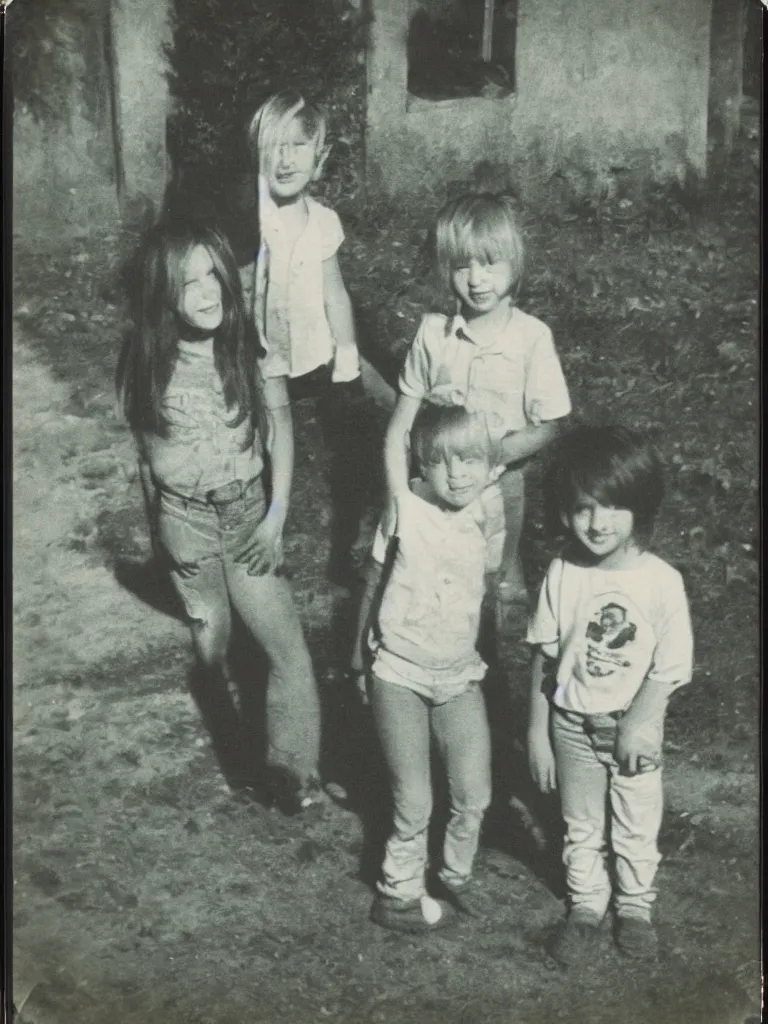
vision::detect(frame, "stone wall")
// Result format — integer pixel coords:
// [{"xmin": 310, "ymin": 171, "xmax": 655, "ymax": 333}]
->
[
  {"xmin": 366, "ymin": 0, "xmax": 714, "ymax": 202},
  {"xmin": 12, "ymin": 0, "xmax": 120, "ymax": 241},
  {"xmin": 12, "ymin": 0, "xmax": 171, "ymax": 242}
]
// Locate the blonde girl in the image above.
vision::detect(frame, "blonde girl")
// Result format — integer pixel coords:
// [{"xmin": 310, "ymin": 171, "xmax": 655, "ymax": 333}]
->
[{"xmin": 239, "ymin": 89, "xmax": 372, "ymax": 582}]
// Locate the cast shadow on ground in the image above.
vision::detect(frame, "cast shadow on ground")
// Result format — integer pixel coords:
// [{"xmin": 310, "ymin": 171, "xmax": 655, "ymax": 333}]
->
[
  {"xmin": 111, "ymin": 554, "xmax": 565, "ymax": 897},
  {"xmin": 315, "ymin": 592, "xmax": 567, "ymax": 901},
  {"xmin": 114, "ymin": 555, "xmax": 186, "ymax": 622}
]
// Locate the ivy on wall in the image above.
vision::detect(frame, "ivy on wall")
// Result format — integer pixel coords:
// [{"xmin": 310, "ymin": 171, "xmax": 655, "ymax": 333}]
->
[{"xmin": 9, "ymin": 0, "xmax": 103, "ymax": 123}]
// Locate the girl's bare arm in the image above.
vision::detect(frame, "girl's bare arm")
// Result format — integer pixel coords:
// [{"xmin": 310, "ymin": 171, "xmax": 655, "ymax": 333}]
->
[
  {"xmin": 527, "ymin": 648, "xmax": 557, "ymax": 793},
  {"xmin": 350, "ymin": 557, "xmax": 384, "ymax": 674},
  {"xmin": 323, "ymin": 255, "xmax": 360, "ymax": 383},
  {"xmin": 384, "ymin": 394, "xmax": 422, "ymax": 498},
  {"xmin": 263, "ymin": 376, "xmax": 294, "ymax": 527},
  {"xmin": 137, "ymin": 446, "xmax": 160, "ymax": 549},
  {"xmin": 499, "ymin": 420, "xmax": 560, "ymax": 467}
]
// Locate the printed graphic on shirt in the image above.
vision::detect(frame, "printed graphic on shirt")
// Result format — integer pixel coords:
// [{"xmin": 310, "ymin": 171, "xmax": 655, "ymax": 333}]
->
[
  {"xmin": 576, "ymin": 591, "xmax": 654, "ymax": 691},
  {"xmin": 584, "ymin": 602, "xmax": 637, "ymax": 677}
]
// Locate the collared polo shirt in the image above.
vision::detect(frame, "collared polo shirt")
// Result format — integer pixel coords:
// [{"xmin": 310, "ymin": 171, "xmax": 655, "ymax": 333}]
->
[{"xmin": 400, "ymin": 309, "xmax": 571, "ymax": 440}]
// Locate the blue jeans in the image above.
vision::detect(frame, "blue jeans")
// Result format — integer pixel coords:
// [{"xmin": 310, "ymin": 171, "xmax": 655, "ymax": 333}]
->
[
  {"xmin": 371, "ymin": 676, "xmax": 492, "ymax": 902},
  {"xmin": 552, "ymin": 707, "xmax": 664, "ymax": 922},
  {"xmin": 158, "ymin": 477, "xmax": 321, "ymax": 783}
]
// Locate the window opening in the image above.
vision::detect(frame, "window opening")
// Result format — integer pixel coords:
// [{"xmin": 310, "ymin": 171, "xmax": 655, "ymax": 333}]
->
[{"xmin": 408, "ymin": 0, "xmax": 517, "ymax": 101}]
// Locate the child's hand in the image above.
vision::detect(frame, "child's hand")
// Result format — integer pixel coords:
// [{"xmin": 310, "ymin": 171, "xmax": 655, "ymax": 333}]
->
[
  {"xmin": 527, "ymin": 731, "xmax": 557, "ymax": 793},
  {"xmin": 235, "ymin": 516, "xmax": 284, "ymax": 576},
  {"xmin": 173, "ymin": 557, "xmax": 201, "ymax": 579},
  {"xmin": 615, "ymin": 723, "xmax": 660, "ymax": 775}
]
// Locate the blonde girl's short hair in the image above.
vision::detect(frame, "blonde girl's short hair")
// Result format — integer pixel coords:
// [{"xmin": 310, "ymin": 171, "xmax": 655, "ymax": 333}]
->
[
  {"xmin": 246, "ymin": 89, "xmax": 327, "ymax": 178},
  {"xmin": 434, "ymin": 193, "xmax": 525, "ymax": 298},
  {"xmin": 411, "ymin": 403, "xmax": 501, "ymax": 468}
]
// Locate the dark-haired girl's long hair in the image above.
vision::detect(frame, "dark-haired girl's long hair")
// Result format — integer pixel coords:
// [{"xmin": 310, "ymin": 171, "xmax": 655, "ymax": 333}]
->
[{"xmin": 117, "ymin": 217, "xmax": 268, "ymax": 450}]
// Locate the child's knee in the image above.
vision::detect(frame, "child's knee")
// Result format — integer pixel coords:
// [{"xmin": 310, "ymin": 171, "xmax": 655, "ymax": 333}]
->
[
  {"xmin": 392, "ymin": 788, "xmax": 432, "ymax": 836},
  {"xmin": 188, "ymin": 610, "xmax": 231, "ymax": 667}
]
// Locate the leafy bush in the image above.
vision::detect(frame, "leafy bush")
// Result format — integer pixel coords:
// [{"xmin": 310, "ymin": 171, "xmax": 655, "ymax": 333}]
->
[{"xmin": 166, "ymin": 0, "xmax": 365, "ymax": 187}]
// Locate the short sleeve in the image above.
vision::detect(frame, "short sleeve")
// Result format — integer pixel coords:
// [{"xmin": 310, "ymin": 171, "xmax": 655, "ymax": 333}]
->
[
  {"xmin": 399, "ymin": 316, "xmax": 433, "ymax": 398},
  {"xmin": 318, "ymin": 206, "xmax": 344, "ymax": 262},
  {"xmin": 523, "ymin": 325, "xmax": 572, "ymax": 425},
  {"xmin": 479, "ymin": 484, "xmax": 506, "ymax": 573},
  {"xmin": 526, "ymin": 558, "xmax": 564, "ymax": 660},
  {"xmin": 647, "ymin": 571, "xmax": 694, "ymax": 689}
]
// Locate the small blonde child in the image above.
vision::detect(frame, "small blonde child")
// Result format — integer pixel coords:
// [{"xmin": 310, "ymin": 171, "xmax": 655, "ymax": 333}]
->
[
  {"xmin": 384, "ymin": 193, "xmax": 571, "ymax": 615},
  {"xmin": 527, "ymin": 426, "xmax": 693, "ymax": 965},
  {"xmin": 240, "ymin": 89, "xmax": 367, "ymax": 582},
  {"xmin": 352, "ymin": 404, "xmax": 505, "ymax": 932}
]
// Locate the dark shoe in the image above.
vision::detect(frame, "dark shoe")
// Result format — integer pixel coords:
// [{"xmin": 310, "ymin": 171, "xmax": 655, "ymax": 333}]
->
[
  {"xmin": 267, "ymin": 768, "xmax": 352, "ymax": 815},
  {"xmin": 615, "ymin": 916, "xmax": 659, "ymax": 959},
  {"xmin": 550, "ymin": 913, "xmax": 604, "ymax": 967},
  {"xmin": 370, "ymin": 894, "xmax": 457, "ymax": 933},
  {"xmin": 320, "ymin": 779, "xmax": 353, "ymax": 810},
  {"xmin": 434, "ymin": 877, "xmax": 482, "ymax": 917},
  {"xmin": 265, "ymin": 767, "xmax": 322, "ymax": 815}
]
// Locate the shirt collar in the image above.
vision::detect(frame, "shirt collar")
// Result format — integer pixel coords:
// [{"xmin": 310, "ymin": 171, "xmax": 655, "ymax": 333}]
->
[{"xmin": 449, "ymin": 309, "xmax": 516, "ymax": 349}]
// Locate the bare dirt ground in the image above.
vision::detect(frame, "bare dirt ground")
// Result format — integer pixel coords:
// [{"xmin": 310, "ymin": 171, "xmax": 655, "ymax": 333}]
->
[{"xmin": 12, "ymin": 126, "xmax": 761, "ymax": 1023}]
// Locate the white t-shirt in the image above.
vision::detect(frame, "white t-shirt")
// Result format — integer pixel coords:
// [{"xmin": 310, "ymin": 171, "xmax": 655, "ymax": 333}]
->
[
  {"xmin": 527, "ymin": 553, "xmax": 693, "ymax": 715},
  {"xmin": 399, "ymin": 310, "xmax": 571, "ymax": 441},
  {"xmin": 369, "ymin": 481, "xmax": 505, "ymax": 701}
]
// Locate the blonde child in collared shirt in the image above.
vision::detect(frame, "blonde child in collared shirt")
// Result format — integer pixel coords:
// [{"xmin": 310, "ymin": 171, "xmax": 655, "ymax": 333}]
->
[
  {"xmin": 240, "ymin": 90, "xmax": 366, "ymax": 582},
  {"xmin": 384, "ymin": 193, "xmax": 571, "ymax": 616}
]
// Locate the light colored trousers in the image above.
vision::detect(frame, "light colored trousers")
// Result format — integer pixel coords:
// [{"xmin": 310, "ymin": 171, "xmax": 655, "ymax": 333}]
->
[
  {"xmin": 552, "ymin": 707, "xmax": 663, "ymax": 922},
  {"xmin": 371, "ymin": 676, "xmax": 492, "ymax": 902}
]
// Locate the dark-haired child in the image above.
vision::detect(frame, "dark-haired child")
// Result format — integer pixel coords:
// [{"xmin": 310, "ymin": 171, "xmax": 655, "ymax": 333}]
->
[
  {"xmin": 526, "ymin": 425, "xmax": 693, "ymax": 964},
  {"xmin": 352, "ymin": 404, "xmax": 505, "ymax": 932}
]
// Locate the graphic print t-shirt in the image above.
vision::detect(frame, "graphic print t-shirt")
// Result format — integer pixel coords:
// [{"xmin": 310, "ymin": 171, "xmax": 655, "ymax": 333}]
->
[{"xmin": 526, "ymin": 554, "xmax": 693, "ymax": 714}]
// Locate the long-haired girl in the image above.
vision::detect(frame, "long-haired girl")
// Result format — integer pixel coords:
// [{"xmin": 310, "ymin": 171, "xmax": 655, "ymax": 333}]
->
[{"xmin": 117, "ymin": 215, "xmax": 325, "ymax": 813}]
